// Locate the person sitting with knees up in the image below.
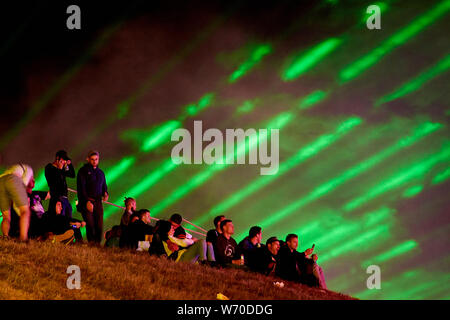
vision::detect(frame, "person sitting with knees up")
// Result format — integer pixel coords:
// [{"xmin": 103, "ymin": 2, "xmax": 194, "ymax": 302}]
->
[
  {"xmin": 105, "ymin": 225, "xmax": 122, "ymax": 248},
  {"xmin": 149, "ymin": 219, "xmax": 215, "ymax": 265},
  {"xmin": 247, "ymin": 237, "xmax": 280, "ymax": 276},
  {"xmin": 41, "ymin": 200, "xmax": 84, "ymax": 244},
  {"xmin": 127, "ymin": 209, "xmax": 154, "ymax": 250}
]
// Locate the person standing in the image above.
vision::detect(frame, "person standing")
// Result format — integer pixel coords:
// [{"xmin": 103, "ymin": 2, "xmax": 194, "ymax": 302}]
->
[
  {"xmin": 0, "ymin": 164, "xmax": 34, "ymax": 241},
  {"xmin": 76, "ymin": 150, "xmax": 108, "ymax": 244},
  {"xmin": 45, "ymin": 150, "xmax": 75, "ymax": 218}
]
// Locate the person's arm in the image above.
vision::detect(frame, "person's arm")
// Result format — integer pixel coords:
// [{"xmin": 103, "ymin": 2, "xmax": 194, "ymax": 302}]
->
[
  {"xmin": 63, "ymin": 162, "xmax": 75, "ymax": 178},
  {"xmin": 214, "ymin": 237, "xmax": 227, "ymax": 264},
  {"xmin": 44, "ymin": 165, "xmax": 55, "ymax": 192},
  {"xmin": 101, "ymin": 171, "xmax": 108, "ymax": 202},
  {"xmin": 231, "ymin": 241, "xmax": 244, "ymax": 265},
  {"xmin": 76, "ymin": 168, "xmax": 88, "ymax": 204},
  {"xmin": 168, "ymin": 235, "xmax": 194, "ymax": 248}
]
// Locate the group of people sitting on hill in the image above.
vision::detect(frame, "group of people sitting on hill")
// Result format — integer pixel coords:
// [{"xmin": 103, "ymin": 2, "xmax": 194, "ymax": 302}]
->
[
  {"xmin": 0, "ymin": 149, "xmax": 326, "ymax": 290},
  {"xmin": 104, "ymin": 206, "xmax": 327, "ymax": 289}
]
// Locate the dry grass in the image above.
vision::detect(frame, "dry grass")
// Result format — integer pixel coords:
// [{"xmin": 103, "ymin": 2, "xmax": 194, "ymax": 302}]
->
[{"xmin": 0, "ymin": 239, "xmax": 355, "ymax": 300}]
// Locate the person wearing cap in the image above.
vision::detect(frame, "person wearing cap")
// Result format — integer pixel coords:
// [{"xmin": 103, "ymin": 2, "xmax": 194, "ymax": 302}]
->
[
  {"xmin": 76, "ymin": 150, "xmax": 108, "ymax": 244},
  {"xmin": 0, "ymin": 164, "xmax": 34, "ymax": 241},
  {"xmin": 247, "ymin": 236, "xmax": 280, "ymax": 276},
  {"xmin": 45, "ymin": 150, "xmax": 75, "ymax": 219}
]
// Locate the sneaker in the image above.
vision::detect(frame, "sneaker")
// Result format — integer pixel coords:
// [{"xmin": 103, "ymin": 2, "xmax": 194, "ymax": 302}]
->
[{"xmin": 52, "ymin": 230, "xmax": 75, "ymax": 245}]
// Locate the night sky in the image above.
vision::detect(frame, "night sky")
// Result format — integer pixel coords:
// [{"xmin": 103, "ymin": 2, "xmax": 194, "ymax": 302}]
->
[{"xmin": 0, "ymin": 0, "xmax": 449, "ymax": 299}]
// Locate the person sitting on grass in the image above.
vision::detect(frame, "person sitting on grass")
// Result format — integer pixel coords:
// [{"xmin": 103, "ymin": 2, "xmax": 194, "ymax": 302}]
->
[
  {"xmin": 247, "ymin": 236, "xmax": 280, "ymax": 276},
  {"xmin": 120, "ymin": 197, "xmax": 136, "ymax": 228},
  {"xmin": 238, "ymin": 226, "xmax": 262, "ymax": 265},
  {"xmin": 206, "ymin": 215, "xmax": 225, "ymax": 247},
  {"xmin": 149, "ymin": 220, "xmax": 215, "ymax": 264},
  {"xmin": 26, "ymin": 177, "xmax": 50, "ymax": 239},
  {"xmin": 105, "ymin": 225, "xmax": 122, "ymax": 248},
  {"xmin": 127, "ymin": 209, "xmax": 154, "ymax": 250},
  {"xmin": 39, "ymin": 200, "xmax": 85, "ymax": 244},
  {"xmin": 38, "ymin": 201, "xmax": 81, "ymax": 244},
  {"xmin": 276, "ymin": 233, "xmax": 327, "ymax": 289},
  {"xmin": 168, "ymin": 213, "xmax": 196, "ymax": 241},
  {"xmin": 214, "ymin": 219, "xmax": 244, "ymax": 268}
]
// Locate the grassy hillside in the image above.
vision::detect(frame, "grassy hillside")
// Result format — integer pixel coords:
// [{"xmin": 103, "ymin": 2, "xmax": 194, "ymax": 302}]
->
[{"xmin": 0, "ymin": 238, "xmax": 355, "ymax": 300}]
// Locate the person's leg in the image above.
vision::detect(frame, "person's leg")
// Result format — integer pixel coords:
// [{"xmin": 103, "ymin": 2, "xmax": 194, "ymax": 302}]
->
[
  {"xmin": 0, "ymin": 178, "xmax": 11, "ymax": 236},
  {"xmin": 62, "ymin": 198, "xmax": 73, "ymax": 220},
  {"xmin": 6, "ymin": 175, "xmax": 31, "ymax": 241},
  {"xmin": 18, "ymin": 206, "xmax": 31, "ymax": 241},
  {"xmin": 81, "ymin": 209, "xmax": 95, "ymax": 243},
  {"xmin": 93, "ymin": 201, "xmax": 103, "ymax": 244},
  {"xmin": 178, "ymin": 240, "xmax": 207, "ymax": 263},
  {"xmin": 73, "ymin": 227, "xmax": 83, "ymax": 242},
  {"xmin": 313, "ymin": 264, "xmax": 327, "ymax": 289},
  {"xmin": 1, "ymin": 209, "xmax": 11, "ymax": 237},
  {"xmin": 206, "ymin": 241, "xmax": 216, "ymax": 261}
]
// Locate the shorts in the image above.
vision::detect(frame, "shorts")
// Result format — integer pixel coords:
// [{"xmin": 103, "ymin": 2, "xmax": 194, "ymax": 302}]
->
[{"xmin": 0, "ymin": 174, "xmax": 28, "ymax": 212}]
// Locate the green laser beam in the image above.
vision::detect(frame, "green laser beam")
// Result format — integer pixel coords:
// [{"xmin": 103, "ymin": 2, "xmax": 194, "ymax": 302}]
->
[
  {"xmin": 150, "ymin": 112, "xmax": 294, "ymax": 217},
  {"xmin": 339, "ymin": 0, "xmax": 450, "ymax": 83},
  {"xmin": 103, "ymin": 159, "xmax": 180, "ymax": 220},
  {"xmin": 432, "ymin": 167, "xmax": 450, "ymax": 185},
  {"xmin": 282, "ymin": 37, "xmax": 342, "ymax": 81},
  {"xmin": 375, "ymin": 54, "xmax": 450, "ymax": 106},
  {"xmin": 0, "ymin": 22, "xmax": 123, "ymax": 153},
  {"xmin": 194, "ymin": 116, "xmax": 362, "ymax": 226},
  {"xmin": 402, "ymin": 185, "xmax": 423, "ymax": 198},
  {"xmin": 256, "ymin": 121, "xmax": 442, "ymax": 231},
  {"xmin": 343, "ymin": 143, "xmax": 450, "ymax": 211},
  {"xmin": 319, "ymin": 224, "xmax": 391, "ymax": 264},
  {"xmin": 298, "ymin": 90, "xmax": 329, "ymax": 110},
  {"xmin": 362, "ymin": 240, "xmax": 418, "ymax": 268},
  {"xmin": 229, "ymin": 44, "xmax": 272, "ymax": 83}
]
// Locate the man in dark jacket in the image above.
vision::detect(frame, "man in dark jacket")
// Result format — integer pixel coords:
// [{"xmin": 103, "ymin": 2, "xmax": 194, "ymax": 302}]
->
[
  {"xmin": 247, "ymin": 237, "xmax": 280, "ymax": 276},
  {"xmin": 45, "ymin": 150, "xmax": 75, "ymax": 218},
  {"xmin": 238, "ymin": 226, "xmax": 262, "ymax": 265},
  {"xmin": 76, "ymin": 150, "xmax": 108, "ymax": 244},
  {"xmin": 127, "ymin": 209, "xmax": 154, "ymax": 249},
  {"xmin": 276, "ymin": 234, "xmax": 326, "ymax": 289}
]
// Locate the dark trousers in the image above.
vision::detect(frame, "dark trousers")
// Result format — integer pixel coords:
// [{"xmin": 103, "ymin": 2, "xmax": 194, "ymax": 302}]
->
[{"xmin": 80, "ymin": 200, "xmax": 103, "ymax": 244}]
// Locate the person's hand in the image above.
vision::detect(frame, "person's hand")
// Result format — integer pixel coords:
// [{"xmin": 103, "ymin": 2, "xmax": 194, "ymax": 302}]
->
[
  {"xmin": 312, "ymin": 254, "xmax": 318, "ymax": 262},
  {"xmin": 86, "ymin": 201, "xmax": 94, "ymax": 212},
  {"xmin": 232, "ymin": 259, "xmax": 243, "ymax": 266},
  {"xmin": 305, "ymin": 247, "xmax": 314, "ymax": 256},
  {"xmin": 45, "ymin": 192, "xmax": 51, "ymax": 201},
  {"xmin": 167, "ymin": 240, "xmax": 179, "ymax": 252},
  {"xmin": 72, "ymin": 222, "xmax": 81, "ymax": 228},
  {"xmin": 81, "ymin": 221, "xmax": 86, "ymax": 227},
  {"xmin": 102, "ymin": 193, "xmax": 109, "ymax": 202}
]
